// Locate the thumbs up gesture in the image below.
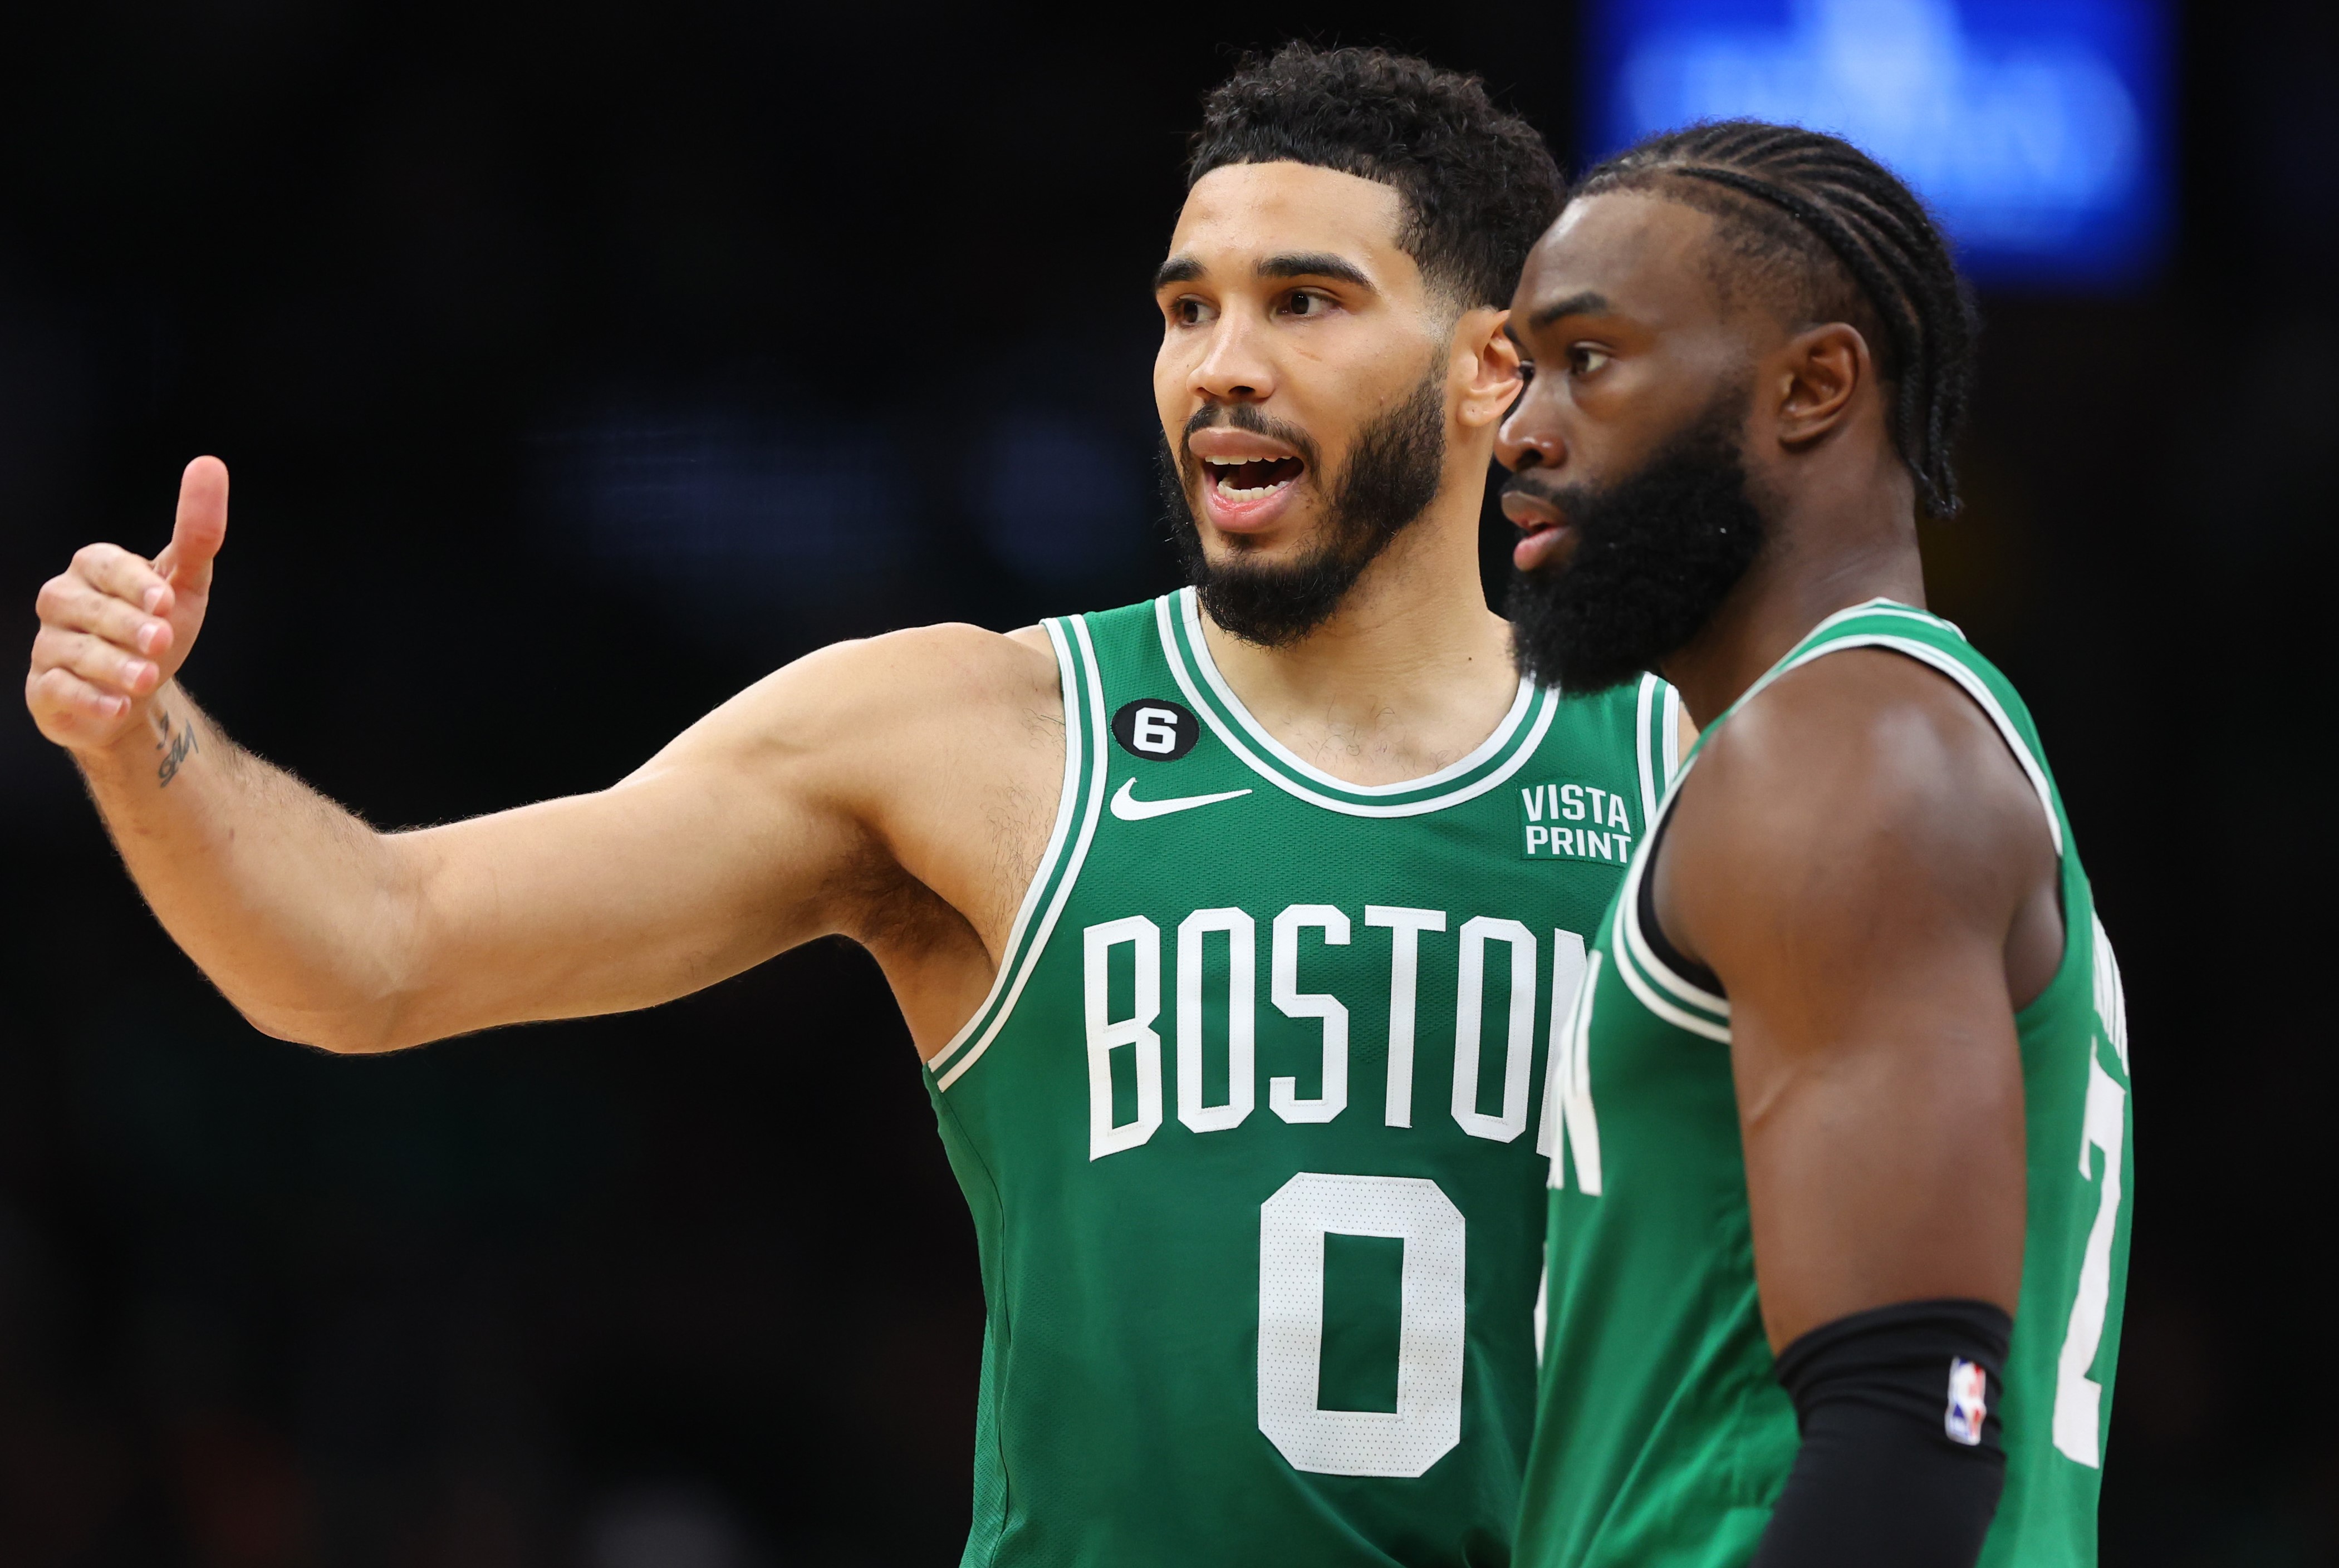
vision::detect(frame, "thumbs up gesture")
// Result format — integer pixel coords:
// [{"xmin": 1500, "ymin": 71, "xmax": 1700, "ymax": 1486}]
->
[{"xmin": 26, "ymin": 456, "xmax": 230, "ymax": 756}]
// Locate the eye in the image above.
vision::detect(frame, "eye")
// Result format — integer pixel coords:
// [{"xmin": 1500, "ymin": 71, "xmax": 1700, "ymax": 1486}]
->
[
  {"xmin": 1169, "ymin": 296, "xmax": 1216, "ymax": 327},
  {"xmin": 1279, "ymin": 288, "xmax": 1334, "ymax": 318},
  {"xmin": 1516, "ymin": 358, "xmax": 1537, "ymax": 386},
  {"xmin": 1568, "ymin": 346, "xmax": 1613, "ymax": 377}
]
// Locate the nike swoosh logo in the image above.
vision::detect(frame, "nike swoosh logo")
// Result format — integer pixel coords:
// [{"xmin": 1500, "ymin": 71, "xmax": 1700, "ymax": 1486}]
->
[{"xmin": 1109, "ymin": 779, "xmax": 1253, "ymax": 822}]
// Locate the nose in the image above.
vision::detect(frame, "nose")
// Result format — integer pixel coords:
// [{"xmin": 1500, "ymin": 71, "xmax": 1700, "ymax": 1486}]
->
[
  {"xmin": 1192, "ymin": 311, "xmax": 1276, "ymax": 405},
  {"xmin": 1495, "ymin": 385, "xmax": 1566, "ymax": 474}
]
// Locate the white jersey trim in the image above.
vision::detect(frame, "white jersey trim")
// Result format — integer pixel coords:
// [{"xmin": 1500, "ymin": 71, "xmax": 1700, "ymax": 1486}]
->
[
  {"xmin": 1662, "ymin": 684, "xmax": 1684, "ymax": 781},
  {"xmin": 1632, "ymin": 673, "xmax": 1683, "ymax": 832},
  {"xmin": 1175, "ymin": 588, "xmax": 1537, "ymax": 797},
  {"xmin": 1158, "ymin": 593, "xmax": 1557, "ymax": 819},
  {"xmin": 1634, "ymin": 675, "xmax": 1660, "ymax": 832},
  {"xmin": 1615, "ymin": 781, "xmax": 1734, "ymax": 1030},
  {"xmin": 1609, "ymin": 604, "xmax": 2066, "ymax": 1049},
  {"xmin": 1612, "ymin": 898, "xmax": 1733, "ymax": 1045},
  {"xmin": 928, "ymin": 617, "xmax": 1086, "ymax": 1073},
  {"xmin": 933, "ymin": 616, "xmax": 1112, "ymax": 1092}
]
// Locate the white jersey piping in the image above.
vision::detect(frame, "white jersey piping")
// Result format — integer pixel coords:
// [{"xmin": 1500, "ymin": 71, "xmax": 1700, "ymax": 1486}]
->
[
  {"xmin": 1176, "ymin": 588, "xmax": 1537, "ymax": 797},
  {"xmin": 1631, "ymin": 673, "xmax": 1685, "ymax": 831},
  {"xmin": 1157, "ymin": 594, "xmax": 1557, "ymax": 819},
  {"xmin": 1634, "ymin": 674, "xmax": 1661, "ymax": 832},
  {"xmin": 933, "ymin": 617, "xmax": 1112, "ymax": 1092},
  {"xmin": 1611, "ymin": 606, "xmax": 2066, "ymax": 1046},
  {"xmin": 1662, "ymin": 684, "xmax": 1684, "ymax": 781},
  {"xmin": 1614, "ymin": 780, "xmax": 1734, "ymax": 1035}
]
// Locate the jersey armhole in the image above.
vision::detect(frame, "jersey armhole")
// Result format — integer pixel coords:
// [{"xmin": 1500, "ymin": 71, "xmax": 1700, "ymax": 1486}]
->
[
  {"xmin": 929, "ymin": 616, "xmax": 1111, "ymax": 1089},
  {"xmin": 1620, "ymin": 635, "xmax": 2067, "ymax": 1040}
]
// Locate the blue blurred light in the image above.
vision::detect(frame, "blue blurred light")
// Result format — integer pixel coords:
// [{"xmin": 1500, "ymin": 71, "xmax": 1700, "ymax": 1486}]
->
[
  {"xmin": 549, "ymin": 412, "xmax": 914, "ymax": 584},
  {"xmin": 1585, "ymin": 0, "xmax": 2173, "ymax": 288},
  {"xmin": 974, "ymin": 414, "xmax": 1149, "ymax": 585}
]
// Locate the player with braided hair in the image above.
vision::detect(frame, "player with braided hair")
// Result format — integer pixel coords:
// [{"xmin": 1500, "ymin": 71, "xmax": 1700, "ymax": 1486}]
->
[
  {"xmin": 1568, "ymin": 121, "xmax": 1979, "ymax": 519},
  {"xmin": 1500, "ymin": 122, "xmax": 2127, "ymax": 1568},
  {"xmin": 28, "ymin": 42, "xmax": 1699, "ymax": 1568}
]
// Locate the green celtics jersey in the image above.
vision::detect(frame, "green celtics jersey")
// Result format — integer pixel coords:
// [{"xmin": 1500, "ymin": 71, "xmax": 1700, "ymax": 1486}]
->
[
  {"xmin": 922, "ymin": 588, "xmax": 1681, "ymax": 1567},
  {"xmin": 1517, "ymin": 599, "xmax": 2133, "ymax": 1568}
]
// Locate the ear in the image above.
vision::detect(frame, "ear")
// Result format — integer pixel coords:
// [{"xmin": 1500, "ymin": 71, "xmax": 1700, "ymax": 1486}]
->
[
  {"xmin": 1450, "ymin": 306, "xmax": 1523, "ymax": 430},
  {"xmin": 1772, "ymin": 322, "xmax": 1869, "ymax": 449}
]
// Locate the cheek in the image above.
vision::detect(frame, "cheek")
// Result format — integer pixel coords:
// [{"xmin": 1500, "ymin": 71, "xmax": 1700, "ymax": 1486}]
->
[
  {"xmin": 1290, "ymin": 352, "xmax": 1418, "ymax": 456},
  {"xmin": 1569, "ymin": 363, "xmax": 1679, "ymax": 448},
  {"xmin": 1153, "ymin": 348, "xmax": 1190, "ymax": 425},
  {"xmin": 1287, "ymin": 312, "xmax": 1415, "ymax": 395}
]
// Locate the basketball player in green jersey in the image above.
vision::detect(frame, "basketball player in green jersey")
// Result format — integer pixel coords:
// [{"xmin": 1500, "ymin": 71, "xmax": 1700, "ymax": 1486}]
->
[
  {"xmin": 1493, "ymin": 122, "xmax": 2130, "ymax": 1568},
  {"xmin": 24, "ymin": 46, "xmax": 1686, "ymax": 1566}
]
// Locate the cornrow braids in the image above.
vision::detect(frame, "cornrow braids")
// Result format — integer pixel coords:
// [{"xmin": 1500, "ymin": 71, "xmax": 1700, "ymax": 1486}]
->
[{"xmin": 1575, "ymin": 122, "xmax": 1979, "ymax": 518}]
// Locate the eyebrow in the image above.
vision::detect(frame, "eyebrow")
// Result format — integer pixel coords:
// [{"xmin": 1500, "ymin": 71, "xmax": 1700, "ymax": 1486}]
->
[
  {"xmin": 1150, "ymin": 250, "xmax": 1376, "ymax": 293},
  {"xmin": 1529, "ymin": 290, "xmax": 1612, "ymax": 330},
  {"xmin": 1257, "ymin": 251, "xmax": 1373, "ymax": 289},
  {"xmin": 1153, "ymin": 255, "xmax": 1204, "ymax": 291}
]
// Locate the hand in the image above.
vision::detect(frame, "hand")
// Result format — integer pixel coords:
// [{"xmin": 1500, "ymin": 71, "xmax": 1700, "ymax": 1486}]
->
[{"xmin": 26, "ymin": 456, "xmax": 229, "ymax": 756}]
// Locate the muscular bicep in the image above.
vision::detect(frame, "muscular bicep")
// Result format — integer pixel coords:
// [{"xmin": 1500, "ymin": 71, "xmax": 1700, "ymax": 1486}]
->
[
  {"xmin": 1665, "ymin": 651, "xmax": 2053, "ymax": 1349},
  {"xmin": 372, "ymin": 626, "xmax": 1057, "ymax": 1049},
  {"xmin": 1726, "ymin": 924, "xmax": 2027, "ymax": 1347},
  {"xmin": 376, "ymin": 671, "xmax": 870, "ymax": 1045}
]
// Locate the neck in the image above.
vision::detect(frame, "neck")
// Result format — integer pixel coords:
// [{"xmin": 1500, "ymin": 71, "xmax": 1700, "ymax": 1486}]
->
[
  {"xmin": 1198, "ymin": 482, "xmax": 1514, "ymax": 787},
  {"xmin": 1661, "ymin": 480, "xmax": 1926, "ymax": 729}
]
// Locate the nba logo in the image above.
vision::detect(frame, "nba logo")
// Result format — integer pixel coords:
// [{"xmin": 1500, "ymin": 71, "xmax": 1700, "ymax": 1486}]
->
[{"xmin": 1945, "ymin": 1358, "xmax": 1989, "ymax": 1446}]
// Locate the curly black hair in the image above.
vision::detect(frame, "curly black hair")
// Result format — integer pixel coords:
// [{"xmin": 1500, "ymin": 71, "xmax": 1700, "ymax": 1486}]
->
[
  {"xmin": 1186, "ymin": 43, "xmax": 1562, "ymax": 309},
  {"xmin": 1574, "ymin": 121, "xmax": 1980, "ymax": 518}
]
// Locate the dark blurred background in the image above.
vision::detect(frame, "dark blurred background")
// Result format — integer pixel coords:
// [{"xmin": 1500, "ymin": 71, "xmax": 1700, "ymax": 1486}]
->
[{"xmin": 0, "ymin": 2, "xmax": 2330, "ymax": 1563}]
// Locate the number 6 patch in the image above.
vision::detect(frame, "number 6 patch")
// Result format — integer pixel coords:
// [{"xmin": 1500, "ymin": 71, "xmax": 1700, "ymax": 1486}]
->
[{"xmin": 1112, "ymin": 698, "xmax": 1200, "ymax": 761}]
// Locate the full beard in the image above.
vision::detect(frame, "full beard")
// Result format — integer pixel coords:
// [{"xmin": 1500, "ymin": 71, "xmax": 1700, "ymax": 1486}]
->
[
  {"xmin": 1504, "ymin": 386, "xmax": 1767, "ymax": 692},
  {"xmin": 1163, "ymin": 365, "xmax": 1447, "ymax": 648}
]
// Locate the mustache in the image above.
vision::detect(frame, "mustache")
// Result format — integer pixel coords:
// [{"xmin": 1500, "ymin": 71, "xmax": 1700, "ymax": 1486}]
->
[
  {"xmin": 1499, "ymin": 471, "xmax": 1565, "ymax": 510},
  {"xmin": 1179, "ymin": 402, "xmax": 1322, "ymax": 475}
]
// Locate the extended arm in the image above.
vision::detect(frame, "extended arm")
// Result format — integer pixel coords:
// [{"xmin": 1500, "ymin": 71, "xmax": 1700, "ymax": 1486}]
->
[
  {"xmin": 27, "ymin": 459, "xmax": 1062, "ymax": 1054},
  {"xmin": 1658, "ymin": 648, "xmax": 2063, "ymax": 1566}
]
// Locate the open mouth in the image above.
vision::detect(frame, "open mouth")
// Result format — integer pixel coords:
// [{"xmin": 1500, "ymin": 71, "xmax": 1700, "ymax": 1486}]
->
[
  {"xmin": 1511, "ymin": 513, "xmax": 1575, "ymax": 573},
  {"xmin": 1501, "ymin": 487, "xmax": 1574, "ymax": 572},
  {"xmin": 1203, "ymin": 455, "xmax": 1306, "ymax": 500}
]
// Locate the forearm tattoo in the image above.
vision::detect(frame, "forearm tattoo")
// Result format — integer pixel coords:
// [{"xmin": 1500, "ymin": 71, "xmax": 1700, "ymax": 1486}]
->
[{"xmin": 151, "ymin": 704, "xmax": 198, "ymax": 787}]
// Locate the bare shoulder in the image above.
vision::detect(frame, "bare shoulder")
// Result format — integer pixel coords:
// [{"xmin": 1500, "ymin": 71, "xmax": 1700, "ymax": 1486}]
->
[
  {"xmin": 762, "ymin": 620, "xmax": 1056, "ymax": 721},
  {"xmin": 832, "ymin": 620, "xmax": 1060, "ymax": 700},
  {"xmin": 620, "ymin": 620, "xmax": 1069, "ymax": 1031},
  {"xmin": 1666, "ymin": 647, "xmax": 2054, "ymax": 958},
  {"xmin": 807, "ymin": 622, "xmax": 1066, "ymax": 809},
  {"xmin": 649, "ymin": 621, "xmax": 1060, "ymax": 778},
  {"xmin": 616, "ymin": 619, "xmax": 1066, "ymax": 898}
]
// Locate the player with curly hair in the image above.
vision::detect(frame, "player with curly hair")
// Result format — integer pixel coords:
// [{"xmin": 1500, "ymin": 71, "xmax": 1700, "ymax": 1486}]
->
[{"xmin": 26, "ymin": 45, "xmax": 1686, "ymax": 1568}]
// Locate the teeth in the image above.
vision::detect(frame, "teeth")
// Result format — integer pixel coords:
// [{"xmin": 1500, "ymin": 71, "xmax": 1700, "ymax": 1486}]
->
[{"xmin": 1203, "ymin": 455, "xmax": 1297, "ymax": 503}]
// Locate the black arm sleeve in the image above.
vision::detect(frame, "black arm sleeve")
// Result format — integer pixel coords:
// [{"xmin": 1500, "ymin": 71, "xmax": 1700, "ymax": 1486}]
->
[{"xmin": 1747, "ymin": 1298, "xmax": 2013, "ymax": 1568}]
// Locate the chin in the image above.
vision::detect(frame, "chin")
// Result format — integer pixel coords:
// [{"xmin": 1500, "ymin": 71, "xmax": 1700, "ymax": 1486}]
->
[{"xmin": 1201, "ymin": 513, "xmax": 1322, "ymax": 561}]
